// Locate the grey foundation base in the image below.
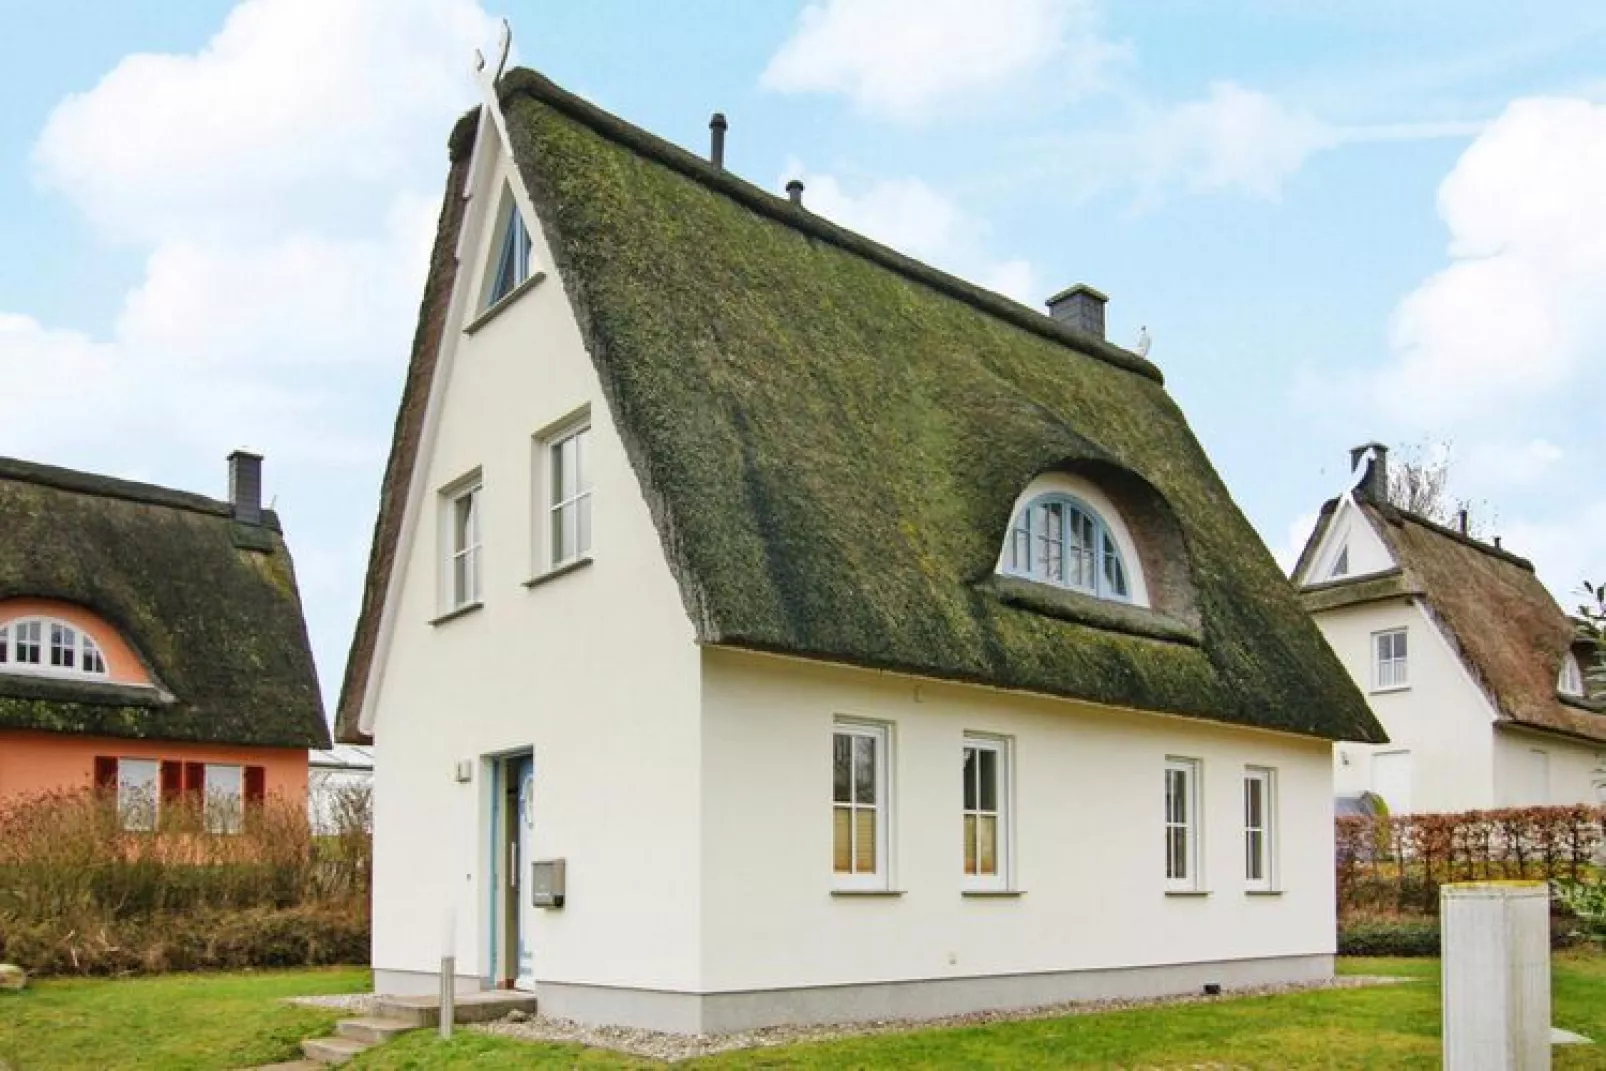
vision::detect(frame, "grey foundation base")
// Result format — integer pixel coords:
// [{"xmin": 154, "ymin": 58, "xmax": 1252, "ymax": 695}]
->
[{"xmin": 379, "ymin": 953, "xmax": 1331, "ymax": 1035}]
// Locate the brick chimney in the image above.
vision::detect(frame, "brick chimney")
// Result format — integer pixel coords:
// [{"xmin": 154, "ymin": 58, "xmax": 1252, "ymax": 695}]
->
[
  {"xmin": 228, "ymin": 450, "xmax": 264, "ymax": 525},
  {"xmin": 1045, "ymin": 284, "xmax": 1107, "ymax": 340},
  {"xmin": 1348, "ymin": 442, "xmax": 1389, "ymax": 503}
]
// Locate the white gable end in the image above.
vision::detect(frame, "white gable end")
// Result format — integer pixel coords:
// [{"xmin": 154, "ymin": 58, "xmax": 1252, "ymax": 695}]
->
[{"xmin": 1298, "ymin": 495, "xmax": 1395, "ymax": 587}]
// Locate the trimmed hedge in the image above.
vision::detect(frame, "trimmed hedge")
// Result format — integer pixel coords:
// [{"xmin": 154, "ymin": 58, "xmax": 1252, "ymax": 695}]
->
[{"xmin": 1338, "ymin": 919, "xmax": 1441, "ymax": 957}]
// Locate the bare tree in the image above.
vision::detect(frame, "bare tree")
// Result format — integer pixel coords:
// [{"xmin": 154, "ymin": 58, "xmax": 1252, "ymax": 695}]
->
[{"xmin": 1386, "ymin": 440, "xmax": 1492, "ymax": 537}]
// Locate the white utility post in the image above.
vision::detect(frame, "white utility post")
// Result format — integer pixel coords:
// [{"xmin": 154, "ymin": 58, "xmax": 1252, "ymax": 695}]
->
[
  {"xmin": 440, "ymin": 905, "xmax": 456, "ymax": 1040},
  {"xmin": 1441, "ymin": 881, "xmax": 1551, "ymax": 1070}
]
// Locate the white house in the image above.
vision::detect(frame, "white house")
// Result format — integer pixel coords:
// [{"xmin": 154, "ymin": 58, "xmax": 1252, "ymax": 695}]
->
[
  {"xmin": 335, "ymin": 61, "xmax": 1385, "ymax": 1034},
  {"xmin": 1293, "ymin": 445, "xmax": 1606, "ymax": 814}
]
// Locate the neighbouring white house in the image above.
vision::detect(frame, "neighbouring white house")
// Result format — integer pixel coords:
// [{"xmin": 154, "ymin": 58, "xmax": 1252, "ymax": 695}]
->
[
  {"xmin": 1292, "ymin": 444, "xmax": 1606, "ymax": 814},
  {"xmin": 335, "ymin": 59, "xmax": 1385, "ymax": 1034},
  {"xmin": 308, "ymin": 744, "xmax": 373, "ymax": 834}
]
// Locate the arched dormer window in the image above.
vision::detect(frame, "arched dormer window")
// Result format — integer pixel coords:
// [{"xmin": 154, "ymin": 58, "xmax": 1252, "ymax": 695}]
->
[
  {"xmin": 1003, "ymin": 492, "xmax": 1135, "ymax": 603},
  {"xmin": 0, "ymin": 617, "xmax": 109, "ymax": 678}
]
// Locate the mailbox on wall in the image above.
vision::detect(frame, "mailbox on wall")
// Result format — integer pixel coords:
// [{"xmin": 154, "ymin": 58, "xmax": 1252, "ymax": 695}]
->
[{"xmin": 531, "ymin": 858, "xmax": 566, "ymax": 908}]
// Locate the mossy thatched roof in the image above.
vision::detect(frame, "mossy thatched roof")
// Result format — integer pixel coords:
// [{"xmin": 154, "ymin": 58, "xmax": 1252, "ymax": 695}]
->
[
  {"xmin": 337, "ymin": 70, "xmax": 1384, "ymax": 745},
  {"xmin": 1300, "ymin": 494, "xmax": 1606, "ymax": 744},
  {"xmin": 0, "ymin": 457, "xmax": 328, "ymax": 749}
]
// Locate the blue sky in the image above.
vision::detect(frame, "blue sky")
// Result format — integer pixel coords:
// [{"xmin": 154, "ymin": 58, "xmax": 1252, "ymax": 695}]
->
[{"xmin": 3, "ymin": 0, "xmax": 1604, "ymax": 715}]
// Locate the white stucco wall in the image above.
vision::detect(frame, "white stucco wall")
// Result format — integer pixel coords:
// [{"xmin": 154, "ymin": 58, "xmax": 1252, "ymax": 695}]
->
[
  {"xmin": 1492, "ymin": 727, "xmax": 1606, "ymax": 807},
  {"xmin": 368, "ymin": 134, "xmax": 703, "ymax": 992},
  {"xmin": 698, "ymin": 647, "xmax": 1337, "ymax": 992},
  {"xmin": 1321, "ymin": 599, "xmax": 1498, "ymax": 812}
]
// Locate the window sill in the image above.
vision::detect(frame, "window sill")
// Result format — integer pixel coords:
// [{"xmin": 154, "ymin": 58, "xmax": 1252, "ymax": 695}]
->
[
  {"xmin": 1164, "ymin": 889, "xmax": 1211, "ymax": 897},
  {"xmin": 830, "ymin": 888, "xmax": 905, "ymax": 898},
  {"xmin": 1245, "ymin": 889, "xmax": 1283, "ymax": 897},
  {"xmin": 429, "ymin": 601, "xmax": 484, "ymax": 627},
  {"xmin": 524, "ymin": 556, "xmax": 594, "ymax": 589},
  {"xmin": 463, "ymin": 272, "xmax": 546, "ymax": 336},
  {"xmin": 1370, "ymin": 684, "xmax": 1411, "ymax": 695},
  {"xmin": 962, "ymin": 889, "xmax": 1025, "ymax": 898},
  {"xmin": 976, "ymin": 574, "xmax": 1201, "ymax": 647}
]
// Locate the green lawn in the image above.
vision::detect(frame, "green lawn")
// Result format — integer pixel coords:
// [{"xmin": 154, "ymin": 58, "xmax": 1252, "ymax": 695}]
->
[
  {"xmin": 0, "ymin": 967, "xmax": 369, "ymax": 1071},
  {"xmin": 3, "ymin": 958, "xmax": 1605, "ymax": 1070}
]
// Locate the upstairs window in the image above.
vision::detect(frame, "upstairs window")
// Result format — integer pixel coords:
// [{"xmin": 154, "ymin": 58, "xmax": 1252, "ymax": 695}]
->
[
  {"xmin": 1373, "ymin": 628, "xmax": 1409, "ymax": 691},
  {"xmin": 547, "ymin": 424, "xmax": 592, "ymax": 568},
  {"xmin": 1329, "ymin": 546, "xmax": 1350, "ymax": 579},
  {"xmin": 0, "ymin": 617, "xmax": 108, "ymax": 679},
  {"xmin": 1005, "ymin": 494, "xmax": 1131, "ymax": 601},
  {"xmin": 440, "ymin": 475, "xmax": 484, "ymax": 612},
  {"xmin": 486, "ymin": 189, "xmax": 534, "ymax": 308},
  {"xmin": 1559, "ymin": 653, "xmax": 1585, "ymax": 698}
]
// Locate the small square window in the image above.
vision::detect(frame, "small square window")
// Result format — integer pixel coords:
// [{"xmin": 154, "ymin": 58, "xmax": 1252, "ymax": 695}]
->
[
  {"xmin": 833, "ymin": 721, "xmax": 890, "ymax": 889},
  {"xmin": 1165, "ymin": 757, "xmax": 1202, "ymax": 891},
  {"xmin": 1374, "ymin": 628, "xmax": 1408, "ymax": 691}
]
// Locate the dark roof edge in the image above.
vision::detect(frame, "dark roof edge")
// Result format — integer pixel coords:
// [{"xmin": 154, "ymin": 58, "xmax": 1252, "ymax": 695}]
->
[
  {"xmin": 0, "ymin": 455, "xmax": 280, "ymax": 531},
  {"xmin": 1299, "ymin": 565, "xmax": 1408, "ymax": 596},
  {"xmin": 495, "ymin": 68, "xmax": 1164, "ymax": 387},
  {"xmin": 1495, "ymin": 716, "xmax": 1606, "ymax": 748},
  {"xmin": 1370, "ymin": 500, "xmax": 1534, "ymax": 572}
]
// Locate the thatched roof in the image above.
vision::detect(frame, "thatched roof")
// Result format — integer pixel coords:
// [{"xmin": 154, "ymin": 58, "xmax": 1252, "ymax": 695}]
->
[
  {"xmin": 0, "ymin": 457, "xmax": 328, "ymax": 749},
  {"xmin": 1299, "ymin": 493, "xmax": 1606, "ymax": 744},
  {"xmin": 337, "ymin": 70, "xmax": 1384, "ymax": 746}
]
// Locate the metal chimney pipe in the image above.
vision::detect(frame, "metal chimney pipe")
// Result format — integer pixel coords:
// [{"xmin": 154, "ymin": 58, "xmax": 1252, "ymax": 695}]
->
[
  {"xmin": 709, "ymin": 112, "xmax": 727, "ymax": 169},
  {"xmin": 786, "ymin": 179, "xmax": 804, "ymax": 207},
  {"xmin": 1456, "ymin": 509, "xmax": 1469, "ymax": 535}
]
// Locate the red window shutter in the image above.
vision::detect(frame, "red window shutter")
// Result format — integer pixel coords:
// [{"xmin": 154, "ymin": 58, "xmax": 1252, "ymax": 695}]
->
[
  {"xmin": 184, "ymin": 762, "xmax": 205, "ymax": 796},
  {"xmin": 94, "ymin": 756, "xmax": 117, "ymax": 792},
  {"xmin": 244, "ymin": 765, "xmax": 266, "ymax": 805},
  {"xmin": 160, "ymin": 760, "xmax": 183, "ymax": 805}
]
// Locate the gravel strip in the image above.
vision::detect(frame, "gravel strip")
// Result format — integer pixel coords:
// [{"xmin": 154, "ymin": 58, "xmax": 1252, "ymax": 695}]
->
[
  {"xmin": 474, "ymin": 974, "xmax": 1409, "ymax": 1063},
  {"xmin": 283, "ymin": 992, "xmax": 378, "ymax": 1014}
]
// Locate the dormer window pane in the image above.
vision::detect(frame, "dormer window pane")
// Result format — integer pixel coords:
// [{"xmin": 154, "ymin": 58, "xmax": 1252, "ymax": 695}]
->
[
  {"xmin": 1559, "ymin": 654, "xmax": 1585, "ymax": 698},
  {"xmin": 50, "ymin": 623, "xmax": 77, "ymax": 669},
  {"xmin": 14, "ymin": 621, "xmax": 41, "ymax": 664},
  {"xmin": 1005, "ymin": 493, "xmax": 1135, "ymax": 603}
]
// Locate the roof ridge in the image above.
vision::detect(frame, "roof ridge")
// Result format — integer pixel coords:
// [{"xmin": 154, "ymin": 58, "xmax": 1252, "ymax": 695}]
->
[
  {"xmin": 1370, "ymin": 499, "xmax": 1534, "ymax": 572},
  {"xmin": 0, "ymin": 454, "xmax": 250, "ymax": 523},
  {"xmin": 496, "ymin": 68, "xmax": 1165, "ymax": 386}
]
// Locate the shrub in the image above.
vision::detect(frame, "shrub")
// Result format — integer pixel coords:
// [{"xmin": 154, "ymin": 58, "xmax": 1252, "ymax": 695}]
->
[
  {"xmin": 0, "ymin": 786, "xmax": 371, "ymax": 976},
  {"xmin": 1338, "ymin": 918, "xmax": 1441, "ymax": 957}
]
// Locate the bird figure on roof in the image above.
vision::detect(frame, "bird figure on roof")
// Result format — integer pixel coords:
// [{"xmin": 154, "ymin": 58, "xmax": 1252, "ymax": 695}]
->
[{"xmin": 1135, "ymin": 325, "xmax": 1151, "ymax": 358}]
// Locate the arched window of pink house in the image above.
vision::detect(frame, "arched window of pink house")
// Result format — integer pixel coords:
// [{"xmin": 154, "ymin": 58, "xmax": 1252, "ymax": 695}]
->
[{"xmin": 0, "ymin": 616, "xmax": 110, "ymax": 678}]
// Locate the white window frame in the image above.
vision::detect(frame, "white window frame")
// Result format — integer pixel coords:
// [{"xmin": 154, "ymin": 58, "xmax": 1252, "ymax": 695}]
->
[
  {"xmin": 0, "ymin": 617, "xmax": 109, "ymax": 679},
  {"xmin": 1243, "ymin": 767, "xmax": 1276, "ymax": 892},
  {"xmin": 482, "ymin": 184, "xmax": 536, "ymax": 310},
  {"xmin": 117, "ymin": 758, "xmax": 160, "ymax": 833},
  {"xmin": 1373, "ymin": 628, "xmax": 1409, "ymax": 692},
  {"xmin": 1165, "ymin": 757, "xmax": 1202, "ymax": 892},
  {"xmin": 440, "ymin": 473, "xmax": 484, "ymax": 612},
  {"xmin": 1560, "ymin": 653, "xmax": 1585, "ymax": 698},
  {"xmin": 204, "ymin": 764, "xmax": 245, "ymax": 835},
  {"xmin": 832, "ymin": 719, "xmax": 891, "ymax": 891},
  {"xmin": 962, "ymin": 734, "xmax": 1013, "ymax": 891},
  {"xmin": 531, "ymin": 407, "xmax": 594, "ymax": 577}
]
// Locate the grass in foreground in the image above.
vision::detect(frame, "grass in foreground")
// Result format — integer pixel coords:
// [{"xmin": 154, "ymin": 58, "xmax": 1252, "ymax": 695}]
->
[
  {"xmin": 0, "ymin": 966, "xmax": 368, "ymax": 1071},
  {"xmin": 355, "ymin": 955, "xmax": 1606, "ymax": 1070},
  {"xmin": 3, "ymin": 957, "xmax": 1604, "ymax": 1070}
]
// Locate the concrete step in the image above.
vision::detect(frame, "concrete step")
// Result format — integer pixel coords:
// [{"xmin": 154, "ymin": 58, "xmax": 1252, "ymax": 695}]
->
[
  {"xmin": 335, "ymin": 1016, "xmax": 417, "ymax": 1045},
  {"xmin": 300, "ymin": 1036, "xmax": 370, "ymax": 1066},
  {"xmin": 373, "ymin": 990, "xmax": 539, "ymax": 1028}
]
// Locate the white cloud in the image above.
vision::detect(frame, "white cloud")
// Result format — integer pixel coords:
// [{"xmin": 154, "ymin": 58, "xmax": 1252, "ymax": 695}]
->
[
  {"xmin": 1, "ymin": 0, "xmax": 494, "ymax": 708},
  {"xmin": 1273, "ymin": 510, "xmax": 1321, "ymax": 575},
  {"xmin": 1502, "ymin": 500, "xmax": 1606, "ymax": 608},
  {"xmin": 1378, "ymin": 97, "xmax": 1606, "ymax": 423},
  {"xmin": 761, "ymin": 0, "xmax": 1123, "ymax": 122},
  {"xmin": 1053, "ymin": 82, "xmax": 1339, "ymax": 207},
  {"xmin": 1461, "ymin": 438, "xmax": 1565, "ymax": 488},
  {"xmin": 785, "ymin": 162, "xmax": 1037, "ymax": 302}
]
